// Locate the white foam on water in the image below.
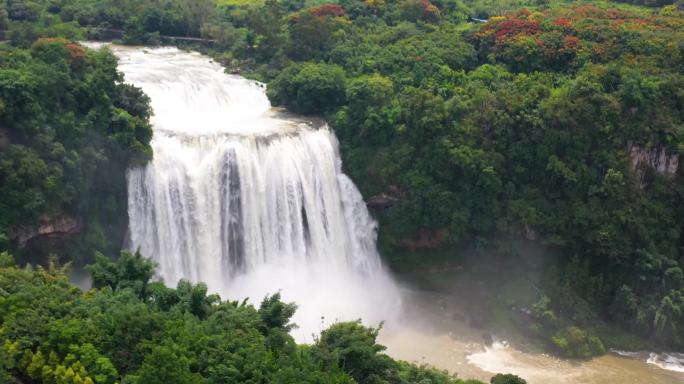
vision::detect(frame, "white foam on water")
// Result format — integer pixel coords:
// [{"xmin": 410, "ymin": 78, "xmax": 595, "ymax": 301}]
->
[{"xmin": 647, "ymin": 352, "xmax": 684, "ymax": 373}]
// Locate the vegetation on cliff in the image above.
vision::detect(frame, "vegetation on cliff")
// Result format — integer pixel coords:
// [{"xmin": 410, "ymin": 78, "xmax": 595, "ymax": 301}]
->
[{"xmin": 0, "ymin": 38, "xmax": 152, "ymax": 260}]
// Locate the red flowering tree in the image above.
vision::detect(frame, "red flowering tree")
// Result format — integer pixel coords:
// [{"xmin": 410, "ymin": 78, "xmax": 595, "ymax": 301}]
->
[
  {"xmin": 476, "ymin": 8, "xmax": 587, "ymax": 71},
  {"xmin": 31, "ymin": 38, "xmax": 88, "ymax": 69},
  {"xmin": 310, "ymin": 4, "xmax": 346, "ymax": 18},
  {"xmin": 287, "ymin": 4, "xmax": 350, "ymax": 60},
  {"xmin": 400, "ymin": 0, "xmax": 441, "ymax": 23}
]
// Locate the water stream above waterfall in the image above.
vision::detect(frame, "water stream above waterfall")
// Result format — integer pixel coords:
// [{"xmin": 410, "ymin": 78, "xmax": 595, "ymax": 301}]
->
[{"xmin": 96, "ymin": 44, "xmax": 683, "ymax": 384}]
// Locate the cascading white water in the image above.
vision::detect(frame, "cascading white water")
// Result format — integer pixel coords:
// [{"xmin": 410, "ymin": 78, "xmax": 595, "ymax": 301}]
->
[{"xmin": 107, "ymin": 45, "xmax": 401, "ymax": 339}]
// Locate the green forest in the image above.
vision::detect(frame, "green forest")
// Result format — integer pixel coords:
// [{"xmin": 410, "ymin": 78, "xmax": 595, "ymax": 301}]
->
[
  {"xmin": 0, "ymin": 36, "xmax": 152, "ymax": 260},
  {"xmin": 0, "ymin": 251, "xmax": 504, "ymax": 383},
  {"xmin": 0, "ymin": 0, "xmax": 683, "ymax": 381}
]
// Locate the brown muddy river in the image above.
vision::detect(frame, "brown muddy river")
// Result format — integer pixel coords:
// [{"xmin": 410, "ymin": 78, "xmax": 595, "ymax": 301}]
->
[{"xmin": 380, "ymin": 288, "xmax": 684, "ymax": 383}]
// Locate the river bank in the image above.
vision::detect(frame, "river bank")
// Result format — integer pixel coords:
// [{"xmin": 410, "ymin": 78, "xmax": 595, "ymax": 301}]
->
[{"xmin": 380, "ymin": 241, "xmax": 684, "ymax": 383}]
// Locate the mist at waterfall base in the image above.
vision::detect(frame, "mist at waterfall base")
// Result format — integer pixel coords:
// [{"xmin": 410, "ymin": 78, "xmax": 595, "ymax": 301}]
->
[{"xmin": 109, "ymin": 45, "xmax": 401, "ymax": 341}]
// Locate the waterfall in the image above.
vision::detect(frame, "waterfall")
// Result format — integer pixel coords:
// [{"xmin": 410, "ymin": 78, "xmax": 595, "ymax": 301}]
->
[{"xmin": 108, "ymin": 46, "xmax": 401, "ymax": 339}]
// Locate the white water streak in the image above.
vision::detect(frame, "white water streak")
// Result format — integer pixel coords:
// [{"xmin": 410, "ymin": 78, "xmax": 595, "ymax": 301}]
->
[{"xmin": 104, "ymin": 46, "xmax": 400, "ymax": 340}]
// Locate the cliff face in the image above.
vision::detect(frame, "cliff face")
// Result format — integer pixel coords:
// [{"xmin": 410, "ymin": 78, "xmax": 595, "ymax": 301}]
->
[
  {"xmin": 628, "ymin": 143, "xmax": 679, "ymax": 187},
  {"xmin": 13, "ymin": 214, "xmax": 83, "ymax": 248}
]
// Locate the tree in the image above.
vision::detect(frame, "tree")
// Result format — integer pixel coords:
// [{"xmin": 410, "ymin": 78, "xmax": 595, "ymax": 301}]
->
[
  {"xmin": 86, "ymin": 250, "xmax": 156, "ymax": 298},
  {"xmin": 311, "ymin": 321, "xmax": 395, "ymax": 384},
  {"xmin": 287, "ymin": 5, "xmax": 349, "ymax": 61},
  {"xmin": 0, "ymin": 41, "xmax": 152, "ymax": 260},
  {"xmin": 174, "ymin": 280, "xmax": 220, "ymax": 319},
  {"xmin": 490, "ymin": 374, "xmax": 527, "ymax": 384},
  {"xmin": 551, "ymin": 327, "xmax": 605, "ymax": 358},
  {"xmin": 267, "ymin": 62, "xmax": 346, "ymax": 114},
  {"xmin": 400, "ymin": 0, "xmax": 441, "ymax": 23},
  {"xmin": 245, "ymin": 0, "xmax": 286, "ymax": 61},
  {"xmin": 133, "ymin": 344, "xmax": 205, "ymax": 384},
  {"xmin": 257, "ymin": 293, "xmax": 297, "ymax": 352},
  {"xmin": 0, "ymin": 262, "xmax": 488, "ymax": 384}
]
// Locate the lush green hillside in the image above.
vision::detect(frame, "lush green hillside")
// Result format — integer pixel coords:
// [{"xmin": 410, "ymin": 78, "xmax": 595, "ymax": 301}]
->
[
  {"xmin": 224, "ymin": 0, "xmax": 683, "ymax": 353},
  {"xmin": 0, "ymin": 251, "xmax": 500, "ymax": 384},
  {"xmin": 237, "ymin": 0, "xmax": 684, "ymax": 352},
  {"xmin": 0, "ymin": 38, "xmax": 152, "ymax": 262}
]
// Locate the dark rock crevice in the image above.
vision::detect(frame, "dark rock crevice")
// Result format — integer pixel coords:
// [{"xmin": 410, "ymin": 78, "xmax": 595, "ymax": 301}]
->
[{"xmin": 12, "ymin": 214, "xmax": 83, "ymax": 248}]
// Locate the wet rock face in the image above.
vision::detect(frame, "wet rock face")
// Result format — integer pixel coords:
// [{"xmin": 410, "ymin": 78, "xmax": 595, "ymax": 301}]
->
[
  {"xmin": 366, "ymin": 195, "xmax": 397, "ymax": 210},
  {"xmin": 366, "ymin": 186, "xmax": 405, "ymax": 211},
  {"xmin": 628, "ymin": 143, "xmax": 679, "ymax": 187},
  {"xmin": 14, "ymin": 214, "xmax": 83, "ymax": 248}
]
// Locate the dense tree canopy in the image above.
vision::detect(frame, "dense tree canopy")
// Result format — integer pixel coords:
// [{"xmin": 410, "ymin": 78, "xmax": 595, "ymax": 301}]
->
[
  {"xmin": 0, "ymin": 38, "xmax": 152, "ymax": 260},
  {"xmin": 224, "ymin": 0, "xmax": 684, "ymax": 352},
  {"xmin": 0, "ymin": 252, "xmax": 485, "ymax": 384}
]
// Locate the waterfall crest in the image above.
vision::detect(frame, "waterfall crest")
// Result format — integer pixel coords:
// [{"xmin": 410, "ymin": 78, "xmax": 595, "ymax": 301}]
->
[{"xmin": 109, "ymin": 46, "xmax": 400, "ymax": 338}]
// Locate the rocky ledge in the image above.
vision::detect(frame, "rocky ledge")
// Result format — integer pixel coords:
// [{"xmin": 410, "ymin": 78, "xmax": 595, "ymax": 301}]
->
[{"xmin": 13, "ymin": 214, "xmax": 83, "ymax": 248}]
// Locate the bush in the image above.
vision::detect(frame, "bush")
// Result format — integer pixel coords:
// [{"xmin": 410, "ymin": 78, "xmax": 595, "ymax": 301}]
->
[
  {"xmin": 267, "ymin": 62, "xmax": 346, "ymax": 114},
  {"xmin": 551, "ymin": 327, "xmax": 605, "ymax": 358},
  {"xmin": 491, "ymin": 374, "xmax": 527, "ymax": 384},
  {"xmin": 311, "ymin": 321, "xmax": 394, "ymax": 383}
]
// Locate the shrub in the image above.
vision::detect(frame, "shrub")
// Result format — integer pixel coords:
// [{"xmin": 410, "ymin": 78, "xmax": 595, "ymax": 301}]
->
[
  {"xmin": 267, "ymin": 62, "xmax": 346, "ymax": 114},
  {"xmin": 491, "ymin": 374, "xmax": 527, "ymax": 384},
  {"xmin": 551, "ymin": 326, "xmax": 605, "ymax": 358}
]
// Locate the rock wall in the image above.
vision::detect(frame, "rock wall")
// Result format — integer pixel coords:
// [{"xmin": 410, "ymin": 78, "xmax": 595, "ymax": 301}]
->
[
  {"xmin": 13, "ymin": 214, "xmax": 83, "ymax": 248},
  {"xmin": 366, "ymin": 195, "xmax": 398, "ymax": 210},
  {"xmin": 628, "ymin": 142, "xmax": 679, "ymax": 187}
]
